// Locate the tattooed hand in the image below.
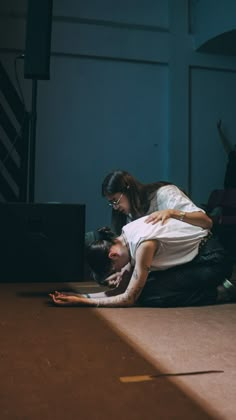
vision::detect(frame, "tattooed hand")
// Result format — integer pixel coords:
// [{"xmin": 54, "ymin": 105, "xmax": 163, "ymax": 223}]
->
[{"xmin": 105, "ymin": 262, "xmax": 132, "ymax": 289}]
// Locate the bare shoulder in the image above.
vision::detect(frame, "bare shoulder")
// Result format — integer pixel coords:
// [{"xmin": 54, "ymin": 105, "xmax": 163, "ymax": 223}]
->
[{"xmin": 137, "ymin": 240, "xmax": 158, "ymax": 254}]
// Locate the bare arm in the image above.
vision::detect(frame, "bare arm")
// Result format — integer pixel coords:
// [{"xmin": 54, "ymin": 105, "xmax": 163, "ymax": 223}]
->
[
  {"xmin": 102, "ymin": 262, "xmax": 133, "ymax": 288},
  {"xmin": 83, "ymin": 264, "xmax": 133, "ymax": 298},
  {"xmin": 50, "ymin": 241, "xmax": 158, "ymax": 307},
  {"xmin": 145, "ymin": 209, "xmax": 212, "ymax": 230}
]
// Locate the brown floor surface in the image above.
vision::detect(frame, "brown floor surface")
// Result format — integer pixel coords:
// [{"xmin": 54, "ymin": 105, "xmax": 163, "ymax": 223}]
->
[
  {"xmin": 0, "ymin": 281, "xmax": 231, "ymax": 420},
  {"xmin": 97, "ymin": 304, "xmax": 236, "ymax": 420}
]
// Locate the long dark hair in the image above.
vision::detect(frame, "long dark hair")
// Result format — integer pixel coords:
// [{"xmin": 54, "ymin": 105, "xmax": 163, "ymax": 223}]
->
[
  {"xmin": 86, "ymin": 227, "xmax": 117, "ymax": 284},
  {"xmin": 102, "ymin": 170, "xmax": 171, "ymax": 234}
]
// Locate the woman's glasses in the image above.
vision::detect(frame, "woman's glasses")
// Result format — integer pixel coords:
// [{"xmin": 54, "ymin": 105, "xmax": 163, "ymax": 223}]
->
[{"xmin": 108, "ymin": 193, "xmax": 123, "ymax": 208}]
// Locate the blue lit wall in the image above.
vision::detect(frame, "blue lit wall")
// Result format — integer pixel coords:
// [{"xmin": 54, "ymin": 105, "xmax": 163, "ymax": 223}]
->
[{"xmin": 1, "ymin": 0, "xmax": 236, "ymax": 230}]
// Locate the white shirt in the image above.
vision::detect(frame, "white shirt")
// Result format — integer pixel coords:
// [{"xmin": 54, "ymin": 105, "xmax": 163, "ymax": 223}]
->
[
  {"xmin": 126, "ymin": 185, "xmax": 205, "ymax": 224},
  {"xmin": 147, "ymin": 184, "xmax": 204, "ymax": 215},
  {"xmin": 122, "ymin": 216, "xmax": 208, "ymax": 271}
]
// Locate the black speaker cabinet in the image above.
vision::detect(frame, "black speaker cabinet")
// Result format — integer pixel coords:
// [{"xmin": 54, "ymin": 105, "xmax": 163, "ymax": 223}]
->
[
  {"xmin": 24, "ymin": 0, "xmax": 53, "ymax": 80},
  {"xmin": 0, "ymin": 203, "xmax": 86, "ymax": 282}
]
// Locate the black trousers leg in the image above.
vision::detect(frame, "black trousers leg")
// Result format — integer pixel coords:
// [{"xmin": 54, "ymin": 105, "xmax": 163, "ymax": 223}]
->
[{"xmin": 138, "ymin": 235, "xmax": 233, "ymax": 307}]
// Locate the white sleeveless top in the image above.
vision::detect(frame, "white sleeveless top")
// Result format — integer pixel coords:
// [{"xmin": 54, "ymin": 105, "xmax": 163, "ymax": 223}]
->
[{"xmin": 122, "ymin": 216, "xmax": 208, "ymax": 271}]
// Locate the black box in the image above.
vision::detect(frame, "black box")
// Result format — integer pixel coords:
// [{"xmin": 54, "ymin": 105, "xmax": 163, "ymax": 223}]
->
[{"xmin": 0, "ymin": 203, "xmax": 85, "ymax": 282}]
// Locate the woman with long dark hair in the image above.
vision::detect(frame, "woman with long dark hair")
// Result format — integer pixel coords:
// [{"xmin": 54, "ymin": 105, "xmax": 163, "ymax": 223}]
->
[
  {"xmin": 50, "ymin": 216, "xmax": 234, "ymax": 308},
  {"xmin": 84, "ymin": 170, "xmax": 213, "ymax": 287},
  {"xmin": 101, "ymin": 170, "xmax": 212, "ymax": 235}
]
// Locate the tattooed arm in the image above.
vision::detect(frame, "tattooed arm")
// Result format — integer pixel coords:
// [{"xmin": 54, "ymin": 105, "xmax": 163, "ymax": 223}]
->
[
  {"xmin": 120, "ymin": 240, "xmax": 158, "ymax": 305},
  {"xmin": 84, "ymin": 263, "xmax": 133, "ymax": 299},
  {"xmin": 104, "ymin": 262, "xmax": 133, "ymax": 288},
  {"xmin": 50, "ymin": 240, "xmax": 158, "ymax": 307}
]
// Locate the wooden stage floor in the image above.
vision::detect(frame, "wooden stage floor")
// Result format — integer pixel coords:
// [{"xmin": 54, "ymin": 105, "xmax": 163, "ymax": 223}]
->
[{"xmin": 0, "ymin": 281, "xmax": 235, "ymax": 419}]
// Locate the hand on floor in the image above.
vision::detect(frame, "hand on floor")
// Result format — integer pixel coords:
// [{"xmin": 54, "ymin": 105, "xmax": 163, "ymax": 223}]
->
[{"xmin": 49, "ymin": 291, "xmax": 86, "ymax": 306}]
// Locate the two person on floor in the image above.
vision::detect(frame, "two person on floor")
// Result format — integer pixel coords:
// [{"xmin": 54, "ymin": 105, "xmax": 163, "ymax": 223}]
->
[{"xmin": 50, "ymin": 170, "xmax": 236, "ymax": 308}]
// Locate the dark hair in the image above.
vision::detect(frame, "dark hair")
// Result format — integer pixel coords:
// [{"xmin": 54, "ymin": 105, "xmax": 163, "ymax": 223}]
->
[
  {"xmin": 86, "ymin": 227, "xmax": 117, "ymax": 284},
  {"xmin": 102, "ymin": 170, "xmax": 171, "ymax": 234}
]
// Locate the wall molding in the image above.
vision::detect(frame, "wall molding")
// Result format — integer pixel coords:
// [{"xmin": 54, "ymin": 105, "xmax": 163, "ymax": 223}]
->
[
  {"xmin": 190, "ymin": 64, "xmax": 236, "ymax": 74},
  {"xmin": 0, "ymin": 11, "xmax": 169, "ymax": 34},
  {"xmin": 0, "ymin": 48, "xmax": 168, "ymax": 66}
]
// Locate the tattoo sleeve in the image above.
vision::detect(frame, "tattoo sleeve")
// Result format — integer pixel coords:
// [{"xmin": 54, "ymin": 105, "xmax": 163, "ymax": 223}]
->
[{"xmin": 83, "ymin": 241, "xmax": 157, "ymax": 308}]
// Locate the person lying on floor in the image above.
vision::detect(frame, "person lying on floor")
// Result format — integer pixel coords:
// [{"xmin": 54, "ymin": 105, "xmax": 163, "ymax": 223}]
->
[{"xmin": 49, "ymin": 215, "xmax": 235, "ymax": 308}]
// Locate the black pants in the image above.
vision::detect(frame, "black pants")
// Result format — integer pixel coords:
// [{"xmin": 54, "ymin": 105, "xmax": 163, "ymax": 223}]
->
[{"xmin": 138, "ymin": 235, "xmax": 233, "ymax": 307}]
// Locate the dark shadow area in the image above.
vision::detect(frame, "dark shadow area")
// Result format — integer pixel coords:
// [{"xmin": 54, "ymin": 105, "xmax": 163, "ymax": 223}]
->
[
  {"xmin": 15, "ymin": 282, "xmax": 106, "ymax": 299},
  {"xmin": 16, "ymin": 287, "xmax": 75, "ymax": 298}
]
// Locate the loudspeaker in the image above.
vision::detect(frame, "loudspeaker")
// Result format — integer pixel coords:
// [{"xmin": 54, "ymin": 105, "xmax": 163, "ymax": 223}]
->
[
  {"xmin": 24, "ymin": 0, "xmax": 53, "ymax": 80},
  {"xmin": 0, "ymin": 203, "xmax": 86, "ymax": 282}
]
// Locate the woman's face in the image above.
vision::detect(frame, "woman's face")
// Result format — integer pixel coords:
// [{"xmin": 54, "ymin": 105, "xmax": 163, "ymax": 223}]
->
[
  {"xmin": 106, "ymin": 192, "xmax": 130, "ymax": 215},
  {"xmin": 108, "ymin": 242, "xmax": 130, "ymax": 273}
]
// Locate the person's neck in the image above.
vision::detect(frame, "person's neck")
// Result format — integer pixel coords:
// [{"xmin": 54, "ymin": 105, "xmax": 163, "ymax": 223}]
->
[{"xmin": 120, "ymin": 233, "xmax": 131, "ymax": 258}]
